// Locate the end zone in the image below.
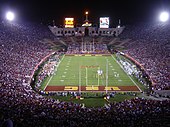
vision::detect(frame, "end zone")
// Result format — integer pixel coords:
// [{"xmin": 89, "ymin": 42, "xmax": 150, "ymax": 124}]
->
[
  {"xmin": 44, "ymin": 85, "xmax": 141, "ymax": 92},
  {"xmin": 65, "ymin": 54, "xmax": 111, "ymax": 56}
]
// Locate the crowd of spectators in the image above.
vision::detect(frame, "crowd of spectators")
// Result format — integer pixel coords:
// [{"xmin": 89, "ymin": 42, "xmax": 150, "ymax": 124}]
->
[
  {"xmin": 119, "ymin": 22, "xmax": 170, "ymax": 90},
  {"xmin": 35, "ymin": 54, "xmax": 61, "ymax": 89},
  {"xmin": 66, "ymin": 42, "xmax": 109, "ymax": 54},
  {"xmin": 0, "ymin": 21, "xmax": 169, "ymax": 126},
  {"xmin": 65, "ymin": 37, "xmax": 110, "ymax": 54}
]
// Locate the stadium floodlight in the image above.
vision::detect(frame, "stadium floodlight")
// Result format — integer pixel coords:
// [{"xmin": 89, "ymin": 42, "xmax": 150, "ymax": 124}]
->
[
  {"xmin": 85, "ymin": 11, "xmax": 88, "ymax": 15},
  {"xmin": 159, "ymin": 11, "xmax": 169, "ymax": 22},
  {"xmin": 6, "ymin": 11, "xmax": 15, "ymax": 21}
]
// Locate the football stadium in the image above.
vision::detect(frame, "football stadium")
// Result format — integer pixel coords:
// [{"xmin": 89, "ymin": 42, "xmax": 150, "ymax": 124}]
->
[{"xmin": 0, "ymin": 0, "xmax": 170, "ymax": 127}]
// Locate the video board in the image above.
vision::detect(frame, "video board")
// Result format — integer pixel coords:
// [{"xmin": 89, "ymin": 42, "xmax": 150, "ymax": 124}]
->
[
  {"xmin": 65, "ymin": 18, "xmax": 74, "ymax": 28},
  {"xmin": 100, "ymin": 17, "xmax": 109, "ymax": 28}
]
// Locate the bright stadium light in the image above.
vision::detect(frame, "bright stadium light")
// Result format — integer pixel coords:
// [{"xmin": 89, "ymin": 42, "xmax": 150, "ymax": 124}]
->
[
  {"xmin": 85, "ymin": 11, "xmax": 88, "ymax": 15},
  {"xmin": 6, "ymin": 11, "xmax": 15, "ymax": 21},
  {"xmin": 159, "ymin": 11, "xmax": 169, "ymax": 22}
]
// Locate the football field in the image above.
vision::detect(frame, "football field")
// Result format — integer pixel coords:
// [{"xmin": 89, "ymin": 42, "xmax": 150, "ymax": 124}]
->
[{"xmin": 44, "ymin": 54, "xmax": 141, "ymax": 92}]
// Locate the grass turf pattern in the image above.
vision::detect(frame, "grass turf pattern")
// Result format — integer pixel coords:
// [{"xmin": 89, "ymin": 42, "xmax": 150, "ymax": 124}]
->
[{"xmin": 47, "ymin": 55, "xmax": 136, "ymax": 87}]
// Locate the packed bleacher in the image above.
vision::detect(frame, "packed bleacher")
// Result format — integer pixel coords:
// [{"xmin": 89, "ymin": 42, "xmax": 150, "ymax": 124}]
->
[
  {"xmin": 118, "ymin": 22, "xmax": 170, "ymax": 91},
  {"xmin": 64, "ymin": 36, "xmax": 110, "ymax": 54},
  {"xmin": 0, "ymin": 21, "xmax": 170, "ymax": 127}
]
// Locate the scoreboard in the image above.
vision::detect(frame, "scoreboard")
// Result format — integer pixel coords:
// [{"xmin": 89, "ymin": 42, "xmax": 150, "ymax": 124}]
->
[
  {"xmin": 65, "ymin": 18, "xmax": 74, "ymax": 28},
  {"xmin": 100, "ymin": 17, "xmax": 109, "ymax": 28}
]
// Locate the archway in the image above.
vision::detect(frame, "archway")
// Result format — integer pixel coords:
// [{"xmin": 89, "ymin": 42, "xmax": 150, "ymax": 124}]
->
[{"xmin": 85, "ymin": 27, "xmax": 89, "ymax": 36}]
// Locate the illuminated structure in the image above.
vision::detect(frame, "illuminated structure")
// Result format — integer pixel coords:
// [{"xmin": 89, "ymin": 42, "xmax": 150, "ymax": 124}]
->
[
  {"xmin": 65, "ymin": 18, "xmax": 74, "ymax": 28},
  {"xmin": 82, "ymin": 11, "xmax": 92, "ymax": 27},
  {"xmin": 159, "ymin": 11, "xmax": 169, "ymax": 22},
  {"xmin": 49, "ymin": 11, "xmax": 125, "ymax": 36},
  {"xmin": 100, "ymin": 17, "xmax": 109, "ymax": 28},
  {"xmin": 6, "ymin": 11, "xmax": 15, "ymax": 21}
]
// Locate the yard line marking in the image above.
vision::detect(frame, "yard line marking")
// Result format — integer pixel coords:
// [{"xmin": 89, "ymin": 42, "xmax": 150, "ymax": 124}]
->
[
  {"xmin": 44, "ymin": 55, "xmax": 65, "ymax": 91},
  {"xmin": 44, "ymin": 76, "xmax": 53, "ymax": 90},
  {"xmin": 111, "ymin": 55, "xmax": 142, "ymax": 92},
  {"xmin": 118, "ymin": 79, "xmax": 122, "ymax": 82}
]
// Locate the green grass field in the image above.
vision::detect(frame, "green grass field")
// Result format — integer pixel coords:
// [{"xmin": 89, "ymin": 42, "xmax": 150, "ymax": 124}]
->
[
  {"xmin": 50, "ymin": 93, "xmax": 136, "ymax": 107},
  {"xmin": 43, "ymin": 54, "xmax": 141, "ymax": 91}
]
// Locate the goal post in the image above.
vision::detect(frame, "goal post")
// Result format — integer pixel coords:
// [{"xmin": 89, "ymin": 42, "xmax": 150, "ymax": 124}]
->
[
  {"xmin": 79, "ymin": 65, "xmax": 81, "ymax": 94},
  {"xmin": 106, "ymin": 59, "xmax": 109, "ymax": 94},
  {"xmin": 86, "ymin": 67, "xmax": 88, "ymax": 86}
]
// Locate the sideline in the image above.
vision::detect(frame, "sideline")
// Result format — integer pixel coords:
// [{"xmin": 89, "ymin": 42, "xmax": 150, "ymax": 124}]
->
[
  {"xmin": 43, "ymin": 55, "xmax": 65, "ymax": 91},
  {"xmin": 111, "ymin": 55, "xmax": 142, "ymax": 92}
]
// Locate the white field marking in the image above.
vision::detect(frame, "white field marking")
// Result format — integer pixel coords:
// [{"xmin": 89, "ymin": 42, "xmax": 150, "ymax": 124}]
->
[
  {"xmin": 66, "ymin": 66, "xmax": 69, "ymax": 67},
  {"xmin": 112, "ymin": 69, "xmax": 115, "ymax": 70},
  {"xmin": 91, "ymin": 57, "xmax": 101, "ymax": 87},
  {"xmin": 114, "ymin": 72, "xmax": 117, "ymax": 73},
  {"xmin": 64, "ymin": 72, "xmax": 67, "ymax": 74},
  {"xmin": 60, "ymin": 80, "xmax": 64, "ymax": 82},
  {"xmin": 44, "ymin": 76, "xmax": 53, "ymax": 90},
  {"xmin": 111, "ymin": 55, "xmax": 142, "ymax": 92},
  {"xmin": 43, "ymin": 55, "xmax": 65, "ymax": 91},
  {"xmin": 65, "ymin": 68, "xmax": 68, "ymax": 70},
  {"xmin": 110, "ymin": 66, "xmax": 113, "ymax": 67},
  {"xmin": 118, "ymin": 79, "xmax": 122, "ymax": 82},
  {"xmin": 62, "ymin": 75, "xmax": 66, "ymax": 77}
]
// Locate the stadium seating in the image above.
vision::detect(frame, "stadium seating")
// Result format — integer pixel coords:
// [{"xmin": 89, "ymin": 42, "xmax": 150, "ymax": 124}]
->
[
  {"xmin": 119, "ymin": 22, "xmax": 170, "ymax": 90},
  {"xmin": 0, "ymin": 21, "xmax": 169, "ymax": 126}
]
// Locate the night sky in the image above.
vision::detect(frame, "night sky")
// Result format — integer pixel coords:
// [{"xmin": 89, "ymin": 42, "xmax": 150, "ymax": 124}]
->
[{"xmin": 0, "ymin": 0, "xmax": 170, "ymax": 26}]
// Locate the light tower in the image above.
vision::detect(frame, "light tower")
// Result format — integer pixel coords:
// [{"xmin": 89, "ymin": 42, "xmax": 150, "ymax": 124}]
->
[
  {"xmin": 82, "ymin": 11, "xmax": 92, "ymax": 27},
  {"xmin": 53, "ymin": 20, "xmax": 56, "ymax": 27},
  {"xmin": 85, "ymin": 11, "xmax": 89, "ymax": 22},
  {"xmin": 117, "ymin": 19, "xmax": 121, "ymax": 28}
]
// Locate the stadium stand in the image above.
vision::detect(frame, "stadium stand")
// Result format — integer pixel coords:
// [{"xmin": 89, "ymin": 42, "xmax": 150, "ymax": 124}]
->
[
  {"xmin": 0, "ymin": 21, "xmax": 170, "ymax": 126},
  {"xmin": 118, "ymin": 22, "xmax": 170, "ymax": 91}
]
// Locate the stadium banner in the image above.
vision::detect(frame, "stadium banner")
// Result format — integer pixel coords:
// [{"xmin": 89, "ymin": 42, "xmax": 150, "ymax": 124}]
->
[
  {"xmin": 100, "ymin": 17, "xmax": 109, "ymax": 28},
  {"xmin": 65, "ymin": 18, "xmax": 74, "ymax": 28}
]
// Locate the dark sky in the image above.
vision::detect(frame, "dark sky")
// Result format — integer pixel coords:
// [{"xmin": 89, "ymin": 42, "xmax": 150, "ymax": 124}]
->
[{"xmin": 0, "ymin": 0, "xmax": 170, "ymax": 26}]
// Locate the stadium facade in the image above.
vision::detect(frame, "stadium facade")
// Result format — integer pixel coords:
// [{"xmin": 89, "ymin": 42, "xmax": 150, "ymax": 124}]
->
[
  {"xmin": 49, "ymin": 25, "xmax": 125, "ymax": 37},
  {"xmin": 48, "ymin": 12, "xmax": 125, "ymax": 37}
]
